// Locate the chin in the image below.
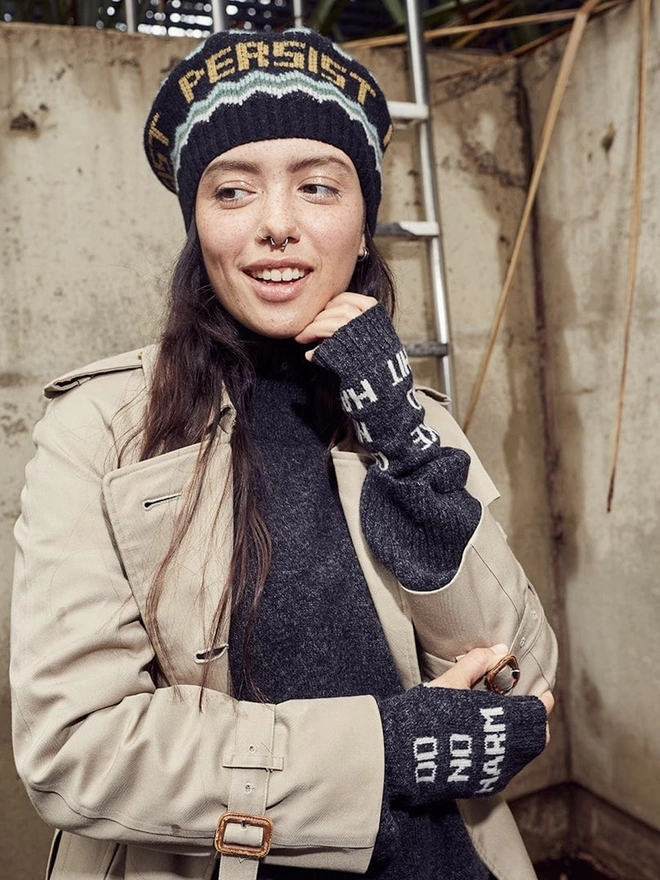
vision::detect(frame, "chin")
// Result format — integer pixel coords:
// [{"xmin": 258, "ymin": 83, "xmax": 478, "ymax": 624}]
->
[
  {"xmin": 263, "ymin": 328, "xmax": 298, "ymax": 340},
  {"xmin": 242, "ymin": 322, "xmax": 298, "ymax": 340},
  {"xmin": 249, "ymin": 315, "xmax": 311, "ymax": 340}
]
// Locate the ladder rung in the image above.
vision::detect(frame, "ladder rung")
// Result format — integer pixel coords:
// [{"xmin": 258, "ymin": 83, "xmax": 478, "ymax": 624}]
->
[
  {"xmin": 386, "ymin": 100, "xmax": 429, "ymax": 121},
  {"xmin": 375, "ymin": 221, "xmax": 440, "ymax": 239},
  {"xmin": 404, "ymin": 341, "xmax": 449, "ymax": 359}
]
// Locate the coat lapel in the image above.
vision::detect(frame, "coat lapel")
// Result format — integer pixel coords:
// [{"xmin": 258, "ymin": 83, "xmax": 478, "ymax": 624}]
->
[{"xmin": 102, "ymin": 436, "xmax": 234, "ymax": 692}]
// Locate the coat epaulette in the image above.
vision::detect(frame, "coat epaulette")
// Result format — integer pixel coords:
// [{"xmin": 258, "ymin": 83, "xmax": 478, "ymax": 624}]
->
[{"xmin": 43, "ymin": 348, "xmax": 146, "ymax": 399}]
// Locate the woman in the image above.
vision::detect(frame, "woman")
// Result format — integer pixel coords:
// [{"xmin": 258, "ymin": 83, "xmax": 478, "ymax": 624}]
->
[{"xmin": 11, "ymin": 27, "xmax": 557, "ymax": 880}]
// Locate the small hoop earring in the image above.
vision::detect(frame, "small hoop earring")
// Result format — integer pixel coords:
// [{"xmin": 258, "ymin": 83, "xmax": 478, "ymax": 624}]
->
[{"xmin": 357, "ymin": 247, "xmax": 369, "ymax": 262}]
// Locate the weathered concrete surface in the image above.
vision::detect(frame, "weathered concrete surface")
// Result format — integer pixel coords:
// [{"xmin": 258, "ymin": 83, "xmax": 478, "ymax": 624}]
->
[
  {"xmin": 422, "ymin": 51, "xmax": 565, "ymax": 801},
  {"xmin": 2, "ymin": 23, "xmax": 562, "ymax": 878},
  {"xmin": 512, "ymin": 783, "xmax": 660, "ymax": 880},
  {"xmin": 1, "ymin": 24, "xmax": 186, "ymax": 377},
  {"xmin": 1, "ymin": 24, "xmax": 198, "ymax": 878},
  {"xmin": 521, "ymin": 0, "xmax": 660, "ymax": 837}
]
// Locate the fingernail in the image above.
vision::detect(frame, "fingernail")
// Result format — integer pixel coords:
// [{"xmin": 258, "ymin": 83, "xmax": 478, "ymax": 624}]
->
[{"xmin": 490, "ymin": 643, "xmax": 509, "ymax": 654}]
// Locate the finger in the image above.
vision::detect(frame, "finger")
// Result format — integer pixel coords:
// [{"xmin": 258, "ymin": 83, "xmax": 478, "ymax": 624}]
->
[
  {"xmin": 317, "ymin": 291, "xmax": 378, "ymax": 314},
  {"xmin": 532, "ymin": 691, "xmax": 554, "ymax": 746},
  {"xmin": 294, "ymin": 306, "xmax": 362, "ymax": 344},
  {"xmin": 428, "ymin": 644, "xmax": 510, "ymax": 691},
  {"xmin": 295, "ymin": 310, "xmax": 361, "ymax": 344},
  {"xmin": 294, "ymin": 293, "xmax": 377, "ymax": 344},
  {"xmin": 538, "ymin": 690, "xmax": 555, "ymax": 716}
]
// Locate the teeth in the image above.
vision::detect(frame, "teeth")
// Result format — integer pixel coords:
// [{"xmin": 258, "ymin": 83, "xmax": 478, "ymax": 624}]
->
[{"xmin": 252, "ymin": 267, "xmax": 306, "ymax": 282}]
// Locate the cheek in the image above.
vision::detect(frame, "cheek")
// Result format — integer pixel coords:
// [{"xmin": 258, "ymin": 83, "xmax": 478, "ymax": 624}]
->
[
  {"xmin": 334, "ymin": 224, "xmax": 365, "ymax": 280},
  {"xmin": 314, "ymin": 210, "xmax": 364, "ymax": 262},
  {"xmin": 196, "ymin": 206, "xmax": 251, "ymax": 259},
  {"xmin": 198, "ymin": 227, "xmax": 239, "ymax": 279}
]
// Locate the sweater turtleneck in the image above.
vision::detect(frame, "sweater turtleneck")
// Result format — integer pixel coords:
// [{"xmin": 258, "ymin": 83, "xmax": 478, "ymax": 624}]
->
[
  {"xmin": 226, "ymin": 327, "xmax": 492, "ymax": 880},
  {"xmin": 229, "ymin": 332, "xmax": 402, "ymax": 704}
]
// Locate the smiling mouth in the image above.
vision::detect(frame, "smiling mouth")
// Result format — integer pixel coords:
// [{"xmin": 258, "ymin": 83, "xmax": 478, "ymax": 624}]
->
[{"xmin": 249, "ymin": 267, "xmax": 309, "ymax": 283}]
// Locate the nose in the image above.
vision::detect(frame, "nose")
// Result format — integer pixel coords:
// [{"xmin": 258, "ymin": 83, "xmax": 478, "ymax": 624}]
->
[{"xmin": 257, "ymin": 188, "xmax": 300, "ymax": 247}]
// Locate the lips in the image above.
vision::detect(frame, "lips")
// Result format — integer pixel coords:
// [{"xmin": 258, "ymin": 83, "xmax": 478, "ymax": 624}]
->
[{"xmin": 242, "ymin": 262, "xmax": 312, "ymax": 304}]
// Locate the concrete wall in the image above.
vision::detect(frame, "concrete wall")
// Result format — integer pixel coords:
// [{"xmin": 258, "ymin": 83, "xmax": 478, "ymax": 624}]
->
[
  {"xmin": 420, "ymin": 48, "xmax": 566, "ymax": 800},
  {"xmin": 1, "ymin": 24, "xmax": 195, "ymax": 875},
  {"xmin": 3, "ymin": 7, "xmax": 655, "ymax": 875},
  {"xmin": 521, "ymin": 0, "xmax": 660, "ymax": 837}
]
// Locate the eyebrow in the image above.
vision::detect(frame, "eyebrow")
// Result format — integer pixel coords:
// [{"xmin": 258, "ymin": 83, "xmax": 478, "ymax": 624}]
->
[
  {"xmin": 201, "ymin": 154, "xmax": 354, "ymax": 179},
  {"xmin": 289, "ymin": 155, "xmax": 354, "ymax": 175}
]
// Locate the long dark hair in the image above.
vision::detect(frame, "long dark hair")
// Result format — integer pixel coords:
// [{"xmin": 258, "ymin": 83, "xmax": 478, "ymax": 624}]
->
[{"xmin": 140, "ymin": 219, "xmax": 396, "ymax": 690}]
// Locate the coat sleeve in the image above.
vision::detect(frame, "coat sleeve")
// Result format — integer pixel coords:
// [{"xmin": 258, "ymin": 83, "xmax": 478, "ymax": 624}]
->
[
  {"xmin": 10, "ymin": 379, "xmax": 383, "ymax": 872},
  {"xmin": 401, "ymin": 390, "xmax": 558, "ymax": 698}
]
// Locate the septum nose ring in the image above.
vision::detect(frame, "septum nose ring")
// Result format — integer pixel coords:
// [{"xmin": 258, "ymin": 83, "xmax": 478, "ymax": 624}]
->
[{"xmin": 259, "ymin": 232, "xmax": 290, "ymax": 251}]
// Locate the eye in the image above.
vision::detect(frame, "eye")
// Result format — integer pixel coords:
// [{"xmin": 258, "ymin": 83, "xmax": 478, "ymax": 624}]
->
[
  {"xmin": 212, "ymin": 185, "xmax": 253, "ymax": 204},
  {"xmin": 300, "ymin": 182, "xmax": 341, "ymax": 201}
]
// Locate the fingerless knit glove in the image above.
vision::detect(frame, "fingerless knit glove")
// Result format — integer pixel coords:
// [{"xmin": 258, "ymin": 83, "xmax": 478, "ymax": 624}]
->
[
  {"xmin": 313, "ymin": 304, "xmax": 482, "ymax": 591},
  {"xmin": 377, "ymin": 685, "xmax": 547, "ymax": 807},
  {"xmin": 313, "ymin": 304, "xmax": 447, "ymax": 477}
]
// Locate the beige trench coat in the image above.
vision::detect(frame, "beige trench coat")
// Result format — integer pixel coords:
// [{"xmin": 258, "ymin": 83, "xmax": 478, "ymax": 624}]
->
[{"xmin": 11, "ymin": 344, "xmax": 557, "ymax": 880}]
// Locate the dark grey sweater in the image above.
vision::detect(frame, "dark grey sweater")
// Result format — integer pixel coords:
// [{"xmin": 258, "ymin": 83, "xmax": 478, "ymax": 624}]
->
[{"xmin": 228, "ymin": 306, "xmax": 546, "ymax": 880}]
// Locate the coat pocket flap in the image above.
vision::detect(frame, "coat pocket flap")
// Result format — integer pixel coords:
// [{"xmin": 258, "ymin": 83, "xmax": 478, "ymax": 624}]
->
[{"xmin": 102, "ymin": 445, "xmax": 201, "ymax": 608}]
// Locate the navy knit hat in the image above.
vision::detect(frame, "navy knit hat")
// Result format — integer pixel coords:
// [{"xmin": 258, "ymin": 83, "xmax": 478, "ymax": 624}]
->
[{"xmin": 144, "ymin": 28, "xmax": 392, "ymax": 232}]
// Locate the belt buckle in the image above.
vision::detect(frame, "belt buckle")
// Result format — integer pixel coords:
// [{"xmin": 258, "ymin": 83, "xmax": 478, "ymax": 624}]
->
[
  {"xmin": 214, "ymin": 812, "xmax": 273, "ymax": 859},
  {"xmin": 485, "ymin": 652, "xmax": 520, "ymax": 695}
]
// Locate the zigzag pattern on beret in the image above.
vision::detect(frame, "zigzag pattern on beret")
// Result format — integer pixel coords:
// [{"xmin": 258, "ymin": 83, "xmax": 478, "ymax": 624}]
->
[{"xmin": 144, "ymin": 28, "xmax": 393, "ymax": 232}]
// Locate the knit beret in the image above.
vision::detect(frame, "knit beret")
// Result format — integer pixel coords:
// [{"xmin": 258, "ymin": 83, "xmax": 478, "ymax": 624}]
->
[{"xmin": 144, "ymin": 28, "xmax": 393, "ymax": 232}]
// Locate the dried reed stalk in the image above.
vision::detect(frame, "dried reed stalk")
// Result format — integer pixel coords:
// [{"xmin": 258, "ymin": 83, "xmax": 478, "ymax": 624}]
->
[
  {"xmin": 461, "ymin": 0, "xmax": 603, "ymax": 433},
  {"xmin": 424, "ymin": 0, "xmax": 628, "ymax": 39},
  {"xmin": 435, "ymin": 23, "xmax": 573, "ymax": 79},
  {"xmin": 451, "ymin": 0, "xmax": 517, "ymax": 49},
  {"xmin": 606, "ymin": 0, "xmax": 650, "ymax": 512},
  {"xmin": 341, "ymin": 0, "xmax": 630, "ymax": 49},
  {"xmin": 416, "ymin": 1, "xmax": 630, "ymax": 82}
]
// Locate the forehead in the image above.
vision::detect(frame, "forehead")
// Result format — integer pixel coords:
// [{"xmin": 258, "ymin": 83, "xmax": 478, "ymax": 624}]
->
[{"xmin": 201, "ymin": 138, "xmax": 360, "ymax": 179}]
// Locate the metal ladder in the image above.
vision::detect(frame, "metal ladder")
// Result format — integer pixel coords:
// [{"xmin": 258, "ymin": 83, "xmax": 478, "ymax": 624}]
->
[{"xmin": 376, "ymin": 0, "xmax": 454, "ymax": 405}]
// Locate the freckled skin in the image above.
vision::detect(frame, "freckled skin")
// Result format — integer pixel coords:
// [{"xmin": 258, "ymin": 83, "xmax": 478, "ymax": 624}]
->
[{"xmin": 195, "ymin": 138, "xmax": 367, "ymax": 340}]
